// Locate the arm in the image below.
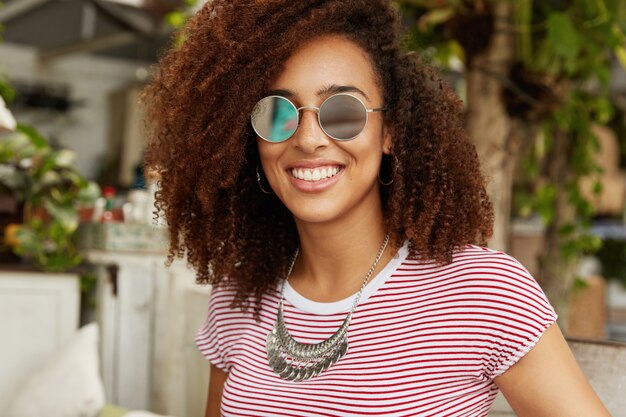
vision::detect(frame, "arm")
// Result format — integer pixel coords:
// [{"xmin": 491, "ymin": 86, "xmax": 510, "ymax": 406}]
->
[
  {"xmin": 494, "ymin": 323, "xmax": 611, "ymax": 417},
  {"xmin": 205, "ymin": 364, "xmax": 228, "ymax": 417}
]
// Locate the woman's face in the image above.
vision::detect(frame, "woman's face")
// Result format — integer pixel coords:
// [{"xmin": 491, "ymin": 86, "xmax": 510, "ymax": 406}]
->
[{"xmin": 257, "ymin": 34, "xmax": 391, "ymax": 226}]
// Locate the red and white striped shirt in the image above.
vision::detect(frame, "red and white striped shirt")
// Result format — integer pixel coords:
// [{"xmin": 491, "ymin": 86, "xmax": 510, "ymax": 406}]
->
[{"xmin": 196, "ymin": 244, "xmax": 558, "ymax": 416}]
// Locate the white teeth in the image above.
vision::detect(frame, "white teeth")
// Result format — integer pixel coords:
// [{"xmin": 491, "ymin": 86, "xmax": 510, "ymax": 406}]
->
[{"xmin": 290, "ymin": 166, "xmax": 342, "ymax": 182}]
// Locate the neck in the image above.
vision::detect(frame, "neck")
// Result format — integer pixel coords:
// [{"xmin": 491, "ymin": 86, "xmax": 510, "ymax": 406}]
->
[{"xmin": 289, "ymin": 198, "xmax": 395, "ymax": 302}]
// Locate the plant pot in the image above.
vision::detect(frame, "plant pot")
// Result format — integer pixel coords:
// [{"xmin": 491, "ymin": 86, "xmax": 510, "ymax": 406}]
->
[{"xmin": 0, "ymin": 193, "xmax": 23, "ymax": 264}]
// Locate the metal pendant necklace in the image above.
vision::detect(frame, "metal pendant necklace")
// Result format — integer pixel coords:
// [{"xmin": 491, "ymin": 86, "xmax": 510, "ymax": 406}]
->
[{"xmin": 266, "ymin": 233, "xmax": 390, "ymax": 382}]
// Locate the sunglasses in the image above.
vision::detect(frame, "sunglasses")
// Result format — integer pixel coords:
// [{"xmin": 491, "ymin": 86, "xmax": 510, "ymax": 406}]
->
[{"xmin": 251, "ymin": 93, "xmax": 386, "ymax": 143}]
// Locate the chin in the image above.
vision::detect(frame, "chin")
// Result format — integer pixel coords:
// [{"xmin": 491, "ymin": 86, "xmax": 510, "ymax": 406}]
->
[{"xmin": 287, "ymin": 204, "xmax": 345, "ymax": 225}]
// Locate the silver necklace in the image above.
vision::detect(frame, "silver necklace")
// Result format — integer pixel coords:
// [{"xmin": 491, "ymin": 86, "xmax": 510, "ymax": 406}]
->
[{"xmin": 266, "ymin": 233, "xmax": 390, "ymax": 381}]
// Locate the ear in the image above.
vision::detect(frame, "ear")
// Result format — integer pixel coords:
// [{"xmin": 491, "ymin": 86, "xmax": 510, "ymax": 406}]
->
[{"xmin": 382, "ymin": 123, "xmax": 393, "ymax": 155}]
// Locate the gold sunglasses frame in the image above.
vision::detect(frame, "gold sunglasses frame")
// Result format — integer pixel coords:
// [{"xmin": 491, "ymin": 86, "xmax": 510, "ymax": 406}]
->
[{"xmin": 252, "ymin": 93, "xmax": 386, "ymax": 143}]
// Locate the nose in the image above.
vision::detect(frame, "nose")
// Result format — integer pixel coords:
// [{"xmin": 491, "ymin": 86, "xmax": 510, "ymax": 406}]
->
[{"xmin": 291, "ymin": 108, "xmax": 330, "ymax": 153}]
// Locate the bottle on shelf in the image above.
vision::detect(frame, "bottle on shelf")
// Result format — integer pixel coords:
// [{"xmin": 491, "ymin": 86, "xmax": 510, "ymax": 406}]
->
[{"xmin": 100, "ymin": 186, "xmax": 116, "ymax": 223}]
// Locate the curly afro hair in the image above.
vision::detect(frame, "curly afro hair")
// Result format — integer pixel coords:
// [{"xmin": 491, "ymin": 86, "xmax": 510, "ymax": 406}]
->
[{"xmin": 141, "ymin": 0, "xmax": 494, "ymax": 317}]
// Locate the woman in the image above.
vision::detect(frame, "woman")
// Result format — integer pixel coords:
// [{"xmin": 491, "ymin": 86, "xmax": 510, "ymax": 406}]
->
[{"xmin": 141, "ymin": 1, "xmax": 611, "ymax": 416}]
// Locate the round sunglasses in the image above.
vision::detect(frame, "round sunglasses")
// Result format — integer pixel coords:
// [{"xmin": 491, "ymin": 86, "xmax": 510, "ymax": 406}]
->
[{"xmin": 251, "ymin": 93, "xmax": 386, "ymax": 143}]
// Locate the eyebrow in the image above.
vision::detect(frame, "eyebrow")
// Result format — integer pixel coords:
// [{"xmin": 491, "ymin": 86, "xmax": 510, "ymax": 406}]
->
[{"xmin": 266, "ymin": 84, "xmax": 370, "ymax": 102}]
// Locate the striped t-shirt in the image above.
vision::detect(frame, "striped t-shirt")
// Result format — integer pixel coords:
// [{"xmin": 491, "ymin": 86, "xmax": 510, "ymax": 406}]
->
[{"xmin": 196, "ymin": 243, "xmax": 558, "ymax": 416}]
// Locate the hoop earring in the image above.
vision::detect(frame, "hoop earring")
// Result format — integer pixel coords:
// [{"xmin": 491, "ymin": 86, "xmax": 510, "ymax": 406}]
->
[
  {"xmin": 378, "ymin": 154, "xmax": 396, "ymax": 186},
  {"xmin": 256, "ymin": 164, "xmax": 274, "ymax": 194}
]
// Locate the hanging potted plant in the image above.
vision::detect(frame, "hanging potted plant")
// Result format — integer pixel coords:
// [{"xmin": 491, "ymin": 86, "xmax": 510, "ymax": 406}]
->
[{"xmin": 0, "ymin": 123, "xmax": 100, "ymax": 271}]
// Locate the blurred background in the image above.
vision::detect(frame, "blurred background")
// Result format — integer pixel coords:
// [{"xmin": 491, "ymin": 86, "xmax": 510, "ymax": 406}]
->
[{"xmin": 0, "ymin": 1, "xmax": 625, "ymax": 416}]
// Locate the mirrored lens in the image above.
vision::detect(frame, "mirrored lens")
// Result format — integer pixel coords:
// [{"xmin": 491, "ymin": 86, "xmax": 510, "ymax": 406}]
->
[
  {"xmin": 251, "ymin": 96, "xmax": 298, "ymax": 142},
  {"xmin": 319, "ymin": 94, "xmax": 367, "ymax": 140}
]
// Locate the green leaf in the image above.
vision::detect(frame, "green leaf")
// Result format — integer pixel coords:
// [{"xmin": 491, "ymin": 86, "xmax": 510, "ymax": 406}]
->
[
  {"xmin": 534, "ymin": 184, "xmax": 557, "ymax": 225},
  {"xmin": 615, "ymin": 45, "xmax": 626, "ymax": 69},
  {"xmin": 47, "ymin": 221, "xmax": 65, "ymax": 243},
  {"xmin": 35, "ymin": 149, "xmax": 58, "ymax": 177},
  {"xmin": 560, "ymin": 239, "xmax": 579, "ymax": 261},
  {"xmin": 521, "ymin": 153, "xmax": 540, "ymax": 178},
  {"xmin": 14, "ymin": 225, "xmax": 42, "ymax": 255},
  {"xmin": 0, "ymin": 132, "xmax": 38, "ymax": 162},
  {"xmin": 573, "ymin": 275, "xmax": 589, "ymax": 291},
  {"xmin": 544, "ymin": 12, "xmax": 581, "ymax": 72},
  {"xmin": 418, "ymin": 7, "xmax": 455, "ymax": 32},
  {"xmin": 57, "ymin": 168, "xmax": 84, "ymax": 187},
  {"xmin": 559, "ymin": 223, "xmax": 576, "ymax": 237},
  {"xmin": 592, "ymin": 180, "xmax": 603, "ymax": 195},
  {"xmin": 165, "ymin": 11, "xmax": 186, "ymax": 29},
  {"xmin": 76, "ymin": 181, "xmax": 101, "ymax": 203},
  {"xmin": 0, "ymin": 76, "xmax": 16, "ymax": 103},
  {"xmin": 595, "ymin": 65, "xmax": 611, "ymax": 88},
  {"xmin": 40, "ymin": 170, "xmax": 62, "ymax": 187},
  {"xmin": 0, "ymin": 164, "xmax": 27, "ymax": 193},
  {"xmin": 52, "ymin": 149, "xmax": 76, "ymax": 167},
  {"xmin": 15, "ymin": 124, "xmax": 48, "ymax": 149},
  {"xmin": 593, "ymin": 97, "xmax": 613, "ymax": 123},
  {"xmin": 42, "ymin": 199, "xmax": 79, "ymax": 233}
]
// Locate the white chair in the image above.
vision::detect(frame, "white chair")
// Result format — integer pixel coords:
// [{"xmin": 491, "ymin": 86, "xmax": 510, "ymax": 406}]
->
[{"xmin": 488, "ymin": 338, "xmax": 626, "ymax": 416}]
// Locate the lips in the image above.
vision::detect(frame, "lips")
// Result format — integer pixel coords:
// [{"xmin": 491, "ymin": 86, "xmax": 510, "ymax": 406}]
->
[{"xmin": 285, "ymin": 161, "xmax": 345, "ymax": 192}]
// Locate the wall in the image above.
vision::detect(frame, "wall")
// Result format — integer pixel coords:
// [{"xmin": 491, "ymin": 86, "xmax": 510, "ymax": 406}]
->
[{"xmin": 0, "ymin": 42, "xmax": 148, "ymax": 180}]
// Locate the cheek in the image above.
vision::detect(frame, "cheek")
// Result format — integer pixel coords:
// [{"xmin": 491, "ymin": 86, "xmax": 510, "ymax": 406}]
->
[
  {"xmin": 348, "ymin": 135, "xmax": 385, "ymax": 168},
  {"xmin": 257, "ymin": 140, "xmax": 284, "ymax": 178},
  {"xmin": 257, "ymin": 139, "xmax": 274, "ymax": 165}
]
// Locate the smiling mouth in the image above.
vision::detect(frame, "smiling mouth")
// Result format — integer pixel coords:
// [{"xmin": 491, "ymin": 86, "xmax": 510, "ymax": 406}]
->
[{"xmin": 289, "ymin": 166, "xmax": 343, "ymax": 182}]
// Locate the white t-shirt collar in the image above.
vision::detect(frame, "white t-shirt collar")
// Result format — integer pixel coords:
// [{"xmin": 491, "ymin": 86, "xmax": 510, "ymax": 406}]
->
[{"xmin": 282, "ymin": 241, "xmax": 409, "ymax": 314}]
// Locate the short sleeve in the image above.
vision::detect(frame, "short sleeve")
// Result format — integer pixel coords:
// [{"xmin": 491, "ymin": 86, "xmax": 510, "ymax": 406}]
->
[
  {"xmin": 478, "ymin": 250, "xmax": 558, "ymax": 380},
  {"xmin": 195, "ymin": 286, "xmax": 233, "ymax": 372}
]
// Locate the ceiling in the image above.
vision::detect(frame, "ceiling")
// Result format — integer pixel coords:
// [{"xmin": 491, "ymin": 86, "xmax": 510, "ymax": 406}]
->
[{"xmin": 0, "ymin": 0, "xmax": 187, "ymax": 63}]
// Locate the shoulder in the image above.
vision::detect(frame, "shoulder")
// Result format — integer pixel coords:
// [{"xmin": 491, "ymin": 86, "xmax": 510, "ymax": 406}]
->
[
  {"xmin": 433, "ymin": 246, "xmax": 559, "ymax": 378},
  {"xmin": 451, "ymin": 243, "xmax": 528, "ymax": 269},
  {"xmin": 399, "ymin": 243, "xmax": 557, "ymax": 322},
  {"xmin": 207, "ymin": 283, "xmax": 238, "ymax": 309},
  {"xmin": 207, "ymin": 281, "xmax": 281, "ymax": 319},
  {"xmin": 403, "ymin": 243, "xmax": 537, "ymax": 287},
  {"xmin": 446, "ymin": 244, "xmax": 543, "ymax": 290},
  {"xmin": 447, "ymin": 244, "xmax": 558, "ymax": 330}
]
